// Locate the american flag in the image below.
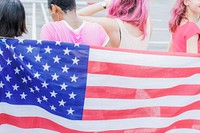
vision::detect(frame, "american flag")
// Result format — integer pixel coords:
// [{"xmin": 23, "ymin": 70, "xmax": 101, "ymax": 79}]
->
[{"xmin": 0, "ymin": 38, "xmax": 200, "ymax": 133}]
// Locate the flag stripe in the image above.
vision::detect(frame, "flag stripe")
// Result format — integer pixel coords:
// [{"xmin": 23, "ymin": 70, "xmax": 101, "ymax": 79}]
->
[
  {"xmin": 0, "ymin": 114, "xmax": 87, "ymax": 133},
  {"xmin": 83, "ymin": 101, "xmax": 200, "ymax": 120},
  {"xmin": 88, "ymin": 61, "xmax": 200, "ymax": 78},
  {"xmin": 87, "ymin": 74, "xmax": 200, "ymax": 89},
  {"xmin": 1, "ymin": 115, "xmax": 200, "ymax": 133},
  {"xmin": 89, "ymin": 48, "xmax": 200, "ymax": 68},
  {"xmin": 99, "ymin": 120, "xmax": 200, "ymax": 133},
  {"xmin": 0, "ymin": 125, "xmax": 58, "ymax": 133},
  {"xmin": 2, "ymin": 103, "xmax": 200, "ymax": 131},
  {"xmin": 86, "ymin": 85, "xmax": 200, "ymax": 99},
  {"xmin": 84, "ymin": 94, "xmax": 200, "ymax": 110}
]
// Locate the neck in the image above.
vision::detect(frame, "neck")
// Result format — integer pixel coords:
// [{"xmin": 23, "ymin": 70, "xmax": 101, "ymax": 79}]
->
[
  {"xmin": 186, "ymin": 9, "xmax": 199, "ymax": 23},
  {"xmin": 63, "ymin": 11, "xmax": 83, "ymax": 29}
]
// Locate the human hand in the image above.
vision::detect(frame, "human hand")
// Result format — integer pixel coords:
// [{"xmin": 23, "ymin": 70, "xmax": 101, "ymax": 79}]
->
[{"xmin": 105, "ymin": 0, "xmax": 112, "ymax": 8}]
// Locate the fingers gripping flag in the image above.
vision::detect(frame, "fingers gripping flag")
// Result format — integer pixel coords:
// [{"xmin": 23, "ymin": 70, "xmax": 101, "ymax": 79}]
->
[{"xmin": 1, "ymin": 38, "xmax": 200, "ymax": 132}]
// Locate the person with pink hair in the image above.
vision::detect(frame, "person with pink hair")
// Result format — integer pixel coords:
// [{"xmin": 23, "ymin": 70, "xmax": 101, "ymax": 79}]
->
[
  {"xmin": 168, "ymin": 0, "xmax": 200, "ymax": 53},
  {"xmin": 78, "ymin": 0, "xmax": 152, "ymax": 50}
]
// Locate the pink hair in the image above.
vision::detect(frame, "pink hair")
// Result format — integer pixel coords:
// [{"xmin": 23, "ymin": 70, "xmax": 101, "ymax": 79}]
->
[
  {"xmin": 107, "ymin": 0, "xmax": 149, "ymax": 38},
  {"xmin": 169, "ymin": 0, "xmax": 187, "ymax": 32}
]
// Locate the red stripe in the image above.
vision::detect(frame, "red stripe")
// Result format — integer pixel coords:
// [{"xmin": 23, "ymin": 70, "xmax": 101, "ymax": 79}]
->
[
  {"xmin": 86, "ymin": 85, "xmax": 200, "ymax": 99},
  {"xmin": 83, "ymin": 101, "xmax": 200, "ymax": 120},
  {"xmin": 98, "ymin": 120, "xmax": 200, "ymax": 133},
  {"xmin": 88, "ymin": 61, "xmax": 200, "ymax": 78},
  {"xmin": 0, "ymin": 114, "xmax": 89, "ymax": 133}
]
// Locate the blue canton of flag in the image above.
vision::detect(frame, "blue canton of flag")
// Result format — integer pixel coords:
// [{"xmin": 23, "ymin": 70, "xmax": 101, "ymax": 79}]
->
[{"xmin": 0, "ymin": 38, "xmax": 89, "ymax": 120}]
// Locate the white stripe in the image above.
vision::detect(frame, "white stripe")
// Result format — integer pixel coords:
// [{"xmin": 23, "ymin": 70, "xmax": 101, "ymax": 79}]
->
[
  {"xmin": 32, "ymin": 3, "xmax": 36, "ymax": 40},
  {"xmin": 89, "ymin": 48, "xmax": 200, "ymax": 68},
  {"xmin": 41, "ymin": 3, "xmax": 49, "ymax": 23},
  {"xmin": 85, "ymin": 94, "xmax": 200, "ymax": 110},
  {"xmin": 1, "ymin": 103, "xmax": 200, "ymax": 131},
  {"xmin": 166, "ymin": 129, "xmax": 200, "ymax": 133},
  {"xmin": 0, "ymin": 125, "xmax": 58, "ymax": 133},
  {"xmin": 87, "ymin": 74, "xmax": 200, "ymax": 89}
]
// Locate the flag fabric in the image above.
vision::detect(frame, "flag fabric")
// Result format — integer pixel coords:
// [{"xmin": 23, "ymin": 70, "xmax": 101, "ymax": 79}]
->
[{"xmin": 0, "ymin": 38, "xmax": 200, "ymax": 133}]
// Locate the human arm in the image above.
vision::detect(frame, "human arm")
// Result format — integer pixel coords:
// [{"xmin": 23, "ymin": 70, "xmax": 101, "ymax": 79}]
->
[
  {"xmin": 168, "ymin": 35, "xmax": 173, "ymax": 52},
  {"xmin": 77, "ymin": 0, "xmax": 111, "ymax": 16},
  {"xmin": 186, "ymin": 34, "xmax": 199, "ymax": 54}
]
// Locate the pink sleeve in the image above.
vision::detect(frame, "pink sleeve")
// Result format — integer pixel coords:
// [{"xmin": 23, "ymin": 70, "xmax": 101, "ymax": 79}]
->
[
  {"xmin": 95, "ymin": 24, "xmax": 109, "ymax": 47},
  {"xmin": 40, "ymin": 23, "xmax": 54, "ymax": 41},
  {"xmin": 185, "ymin": 23, "xmax": 200, "ymax": 40}
]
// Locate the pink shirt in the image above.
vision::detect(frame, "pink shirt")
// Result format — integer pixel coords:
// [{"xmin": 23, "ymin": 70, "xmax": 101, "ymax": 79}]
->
[
  {"xmin": 40, "ymin": 20, "xmax": 109, "ymax": 47},
  {"xmin": 172, "ymin": 22, "xmax": 200, "ymax": 53}
]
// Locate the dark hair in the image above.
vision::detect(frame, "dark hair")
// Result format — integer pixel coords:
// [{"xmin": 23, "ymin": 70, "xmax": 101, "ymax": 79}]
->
[
  {"xmin": 0, "ymin": 0, "xmax": 27, "ymax": 38},
  {"xmin": 48, "ymin": 0, "xmax": 76, "ymax": 13}
]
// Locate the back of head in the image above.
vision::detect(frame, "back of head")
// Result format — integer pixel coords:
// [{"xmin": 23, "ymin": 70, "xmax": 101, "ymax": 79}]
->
[
  {"xmin": 107, "ymin": 0, "xmax": 149, "ymax": 36},
  {"xmin": 48, "ymin": 0, "xmax": 76, "ymax": 13},
  {"xmin": 0, "ymin": 0, "xmax": 27, "ymax": 38},
  {"xmin": 169, "ymin": 0, "xmax": 186, "ymax": 32}
]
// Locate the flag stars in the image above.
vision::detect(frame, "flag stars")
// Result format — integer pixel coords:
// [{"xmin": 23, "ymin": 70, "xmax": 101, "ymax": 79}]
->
[
  {"xmin": 44, "ymin": 46, "xmax": 52, "ymax": 53},
  {"xmin": 42, "ymin": 96, "xmax": 48, "ymax": 102},
  {"xmin": 43, "ymin": 63, "xmax": 50, "ymax": 71},
  {"xmin": 55, "ymin": 41, "xmax": 61, "ymax": 46},
  {"xmin": 5, "ymin": 75, "xmax": 11, "ymax": 82},
  {"xmin": 63, "ymin": 47, "xmax": 71, "ymax": 55},
  {"xmin": 27, "ymin": 76, "xmax": 32, "ymax": 81},
  {"xmin": 42, "ymin": 81, "xmax": 48, "ymax": 88},
  {"xmin": 5, "ymin": 91, "xmax": 12, "ymax": 99},
  {"xmin": 37, "ymin": 98, "xmax": 42, "ymax": 104},
  {"xmin": 10, "ymin": 45, "xmax": 15, "ymax": 50},
  {"xmin": 53, "ymin": 55, "xmax": 61, "ymax": 63},
  {"xmin": 12, "ymin": 84, "xmax": 19, "ymax": 91},
  {"xmin": 30, "ymin": 87, "xmax": 35, "ymax": 93},
  {"xmin": 70, "ymin": 74, "xmax": 78, "ymax": 82},
  {"xmin": 18, "ymin": 39, "xmax": 24, "ymax": 43},
  {"xmin": 20, "ymin": 65, "xmax": 24, "ymax": 71},
  {"xmin": 62, "ymin": 65, "xmax": 69, "ymax": 73},
  {"xmin": 0, "ymin": 65, "xmax": 3, "ymax": 72},
  {"xmin": 37, "ymin": 40, "xmax": 42, "ymax": 44},
  {"xmin": 34, "ymin": 72, "xmax": 41, "ymax": 79},
  {"xmin": 13, "ymin": 54, "xmax": 17, "ymax": 60},
  {"xmin": 60, "ymin": 83, "xmax": 68, "ymax": 90},
  {"xmin": 72, "ymin": 57, "xmax": 79, "ymax": 65},
  {"xmin": 35, "ymin": 54, "xmax": 42, "ymax": 62},
  {"xmin": 27, "ymin": 63, "xmax": 33, "ymax": 69},
  {"xmin": 27, "ymin": 45, "xmax": 33, "ymax": 53},
  {"xmin": 50, "ymin": 105, "xmax": 56, "ymax": 111},
  {"xmin": 69, "ymin": 92, "xmax": 77, "ymax": 99},
  {"xmin": 0, "ymin": 49, "xmax": 3, "ymax": 55},
  {"xmin": 59, "ymin": 99, "xmax": 66, "ymax": 106},
  {"xmin": 6, "ymin": 44, "xmax": 10, "ymax": 49},
  {"xmin": 14, "ymin": 67, "xmax": 20, "ymax": 74},
  {"xmin": 52, "ymin": 73, "xmax": 59, "ymax": 81},
  {"xmin": 67, "ymin": 108, "xmax": 75, "ymax": 115},
  {"xmin": 74, "ymin": 43, "xmax": 80, "ymax": 47},
  {"xmin": 22, "ymin": 77, "xmax": 28, "ymax": 83},
  {"xmin": 6, "ymin": 58, "xmax": 12, "ymax": 65},
  {"xmin": 19, "ymin": 54, "xmax": 24, "ymax": 61},
  {"xmin": 0, "ymin": 81, "xmax": 5, "ymax": 88},
  {"xmin": 1, "ymin": 38, "xmax": 6, "ymax": 43},
  {"xmin": 35, "ymin": 86, "xmax": 40, "ymax": 92},
  {"xmin": 20, "ymin": 92, "xmax": 27, "ymax": 99},
  {"xmin": 50, "ymin": 90, "xmax": 57, "ymax": 98}
]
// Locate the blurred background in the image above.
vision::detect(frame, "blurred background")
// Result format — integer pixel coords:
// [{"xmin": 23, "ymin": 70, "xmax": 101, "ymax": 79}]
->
[{"xmin": 20, "ymin": 0, "xmax": 176, "ymax": 51}]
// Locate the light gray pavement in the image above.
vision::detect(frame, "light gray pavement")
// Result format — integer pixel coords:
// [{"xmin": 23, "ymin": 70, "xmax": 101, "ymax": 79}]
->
[{"xmin": 20, "ymin": 0, "xmax": 176, "ymax": 52}]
